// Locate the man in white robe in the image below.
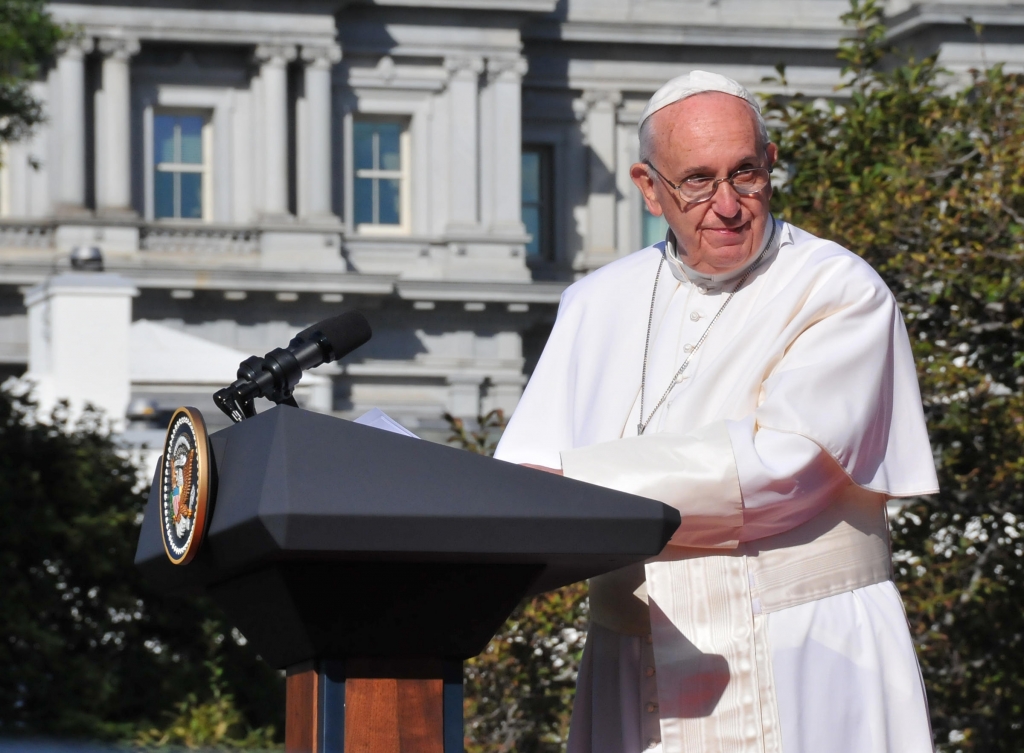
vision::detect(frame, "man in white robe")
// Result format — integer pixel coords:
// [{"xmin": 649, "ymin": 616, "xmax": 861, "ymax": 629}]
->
[{"xmin": 494, "ymin": 71, "xmax": 938, "ymax": 753}]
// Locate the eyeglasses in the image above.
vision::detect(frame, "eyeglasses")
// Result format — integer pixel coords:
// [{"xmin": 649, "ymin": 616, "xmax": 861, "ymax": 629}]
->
[{"xmin": 643, "ymin": 161, "xmax": 771, "ymax": 205}]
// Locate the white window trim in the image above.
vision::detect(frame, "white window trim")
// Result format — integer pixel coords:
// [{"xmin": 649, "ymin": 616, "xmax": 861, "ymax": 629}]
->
[
  {"xmin": 140, "ymin": 85, "xmax": 235, "ymax": 223},
  {"xmin": 150, "ymin": 109, "xmax": 214, "ymax": 221},
  {"xmin": 351, "ymin": 117, "xmax": 411, "ymax": 236}
]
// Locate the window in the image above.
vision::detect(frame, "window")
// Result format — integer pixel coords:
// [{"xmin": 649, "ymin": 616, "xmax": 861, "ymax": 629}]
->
[
  {"xmin": 642, "ymin": 202, "xmax": 669, "ymax": 248},
  {"xmin": 354, "ymin": 118, "xmax": 409, "ymax": 232},
  {"xmin": 153, "ymin": 112, "xmax": 212, "ymax": 220},
  {"xmin": 521, "ymin": 145, "xmax": 553, "ymax": 260}
]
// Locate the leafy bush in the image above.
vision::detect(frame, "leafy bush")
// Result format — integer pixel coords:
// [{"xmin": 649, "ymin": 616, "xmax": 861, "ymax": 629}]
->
[{"xmin": 0, "ymin": 384, "xmax": 282, "ymax": 745}]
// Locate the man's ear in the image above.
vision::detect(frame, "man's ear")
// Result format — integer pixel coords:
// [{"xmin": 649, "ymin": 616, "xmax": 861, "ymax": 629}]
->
[
  {"xmin": 766, "ymin": 142, "xmax": 778, "ymax": 168},
  {"xmin": 630, "ymin": 163, "xmax": 664, "ymax": 217}
]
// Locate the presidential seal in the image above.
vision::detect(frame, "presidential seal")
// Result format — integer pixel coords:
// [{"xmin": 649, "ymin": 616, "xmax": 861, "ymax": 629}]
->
[{"xmin": 159, "ymin": 407, "xmax": 212, "ymax": 565}]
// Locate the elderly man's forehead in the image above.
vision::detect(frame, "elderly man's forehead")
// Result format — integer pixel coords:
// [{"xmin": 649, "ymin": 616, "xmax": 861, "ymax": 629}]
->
[{"xmin": 650, "ymin": 91, "xmax": 760, "ymax": 135}]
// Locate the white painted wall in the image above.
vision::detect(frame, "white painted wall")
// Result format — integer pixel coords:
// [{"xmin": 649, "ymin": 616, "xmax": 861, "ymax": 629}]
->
[{"xmin": 24, "ymin": 273, "xmax": 138, "ymax": 426}]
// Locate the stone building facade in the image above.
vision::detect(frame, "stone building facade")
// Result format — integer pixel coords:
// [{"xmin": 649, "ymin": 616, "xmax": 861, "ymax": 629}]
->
[{"xmin": 0, "ymin": 0, "xmax": 1021, "ymax": 440}]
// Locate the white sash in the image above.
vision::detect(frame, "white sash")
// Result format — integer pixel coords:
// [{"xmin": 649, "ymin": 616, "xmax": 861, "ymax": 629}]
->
[{"xmin": 589, "ymin": 484, "xmax": 892, "ymax": 636}]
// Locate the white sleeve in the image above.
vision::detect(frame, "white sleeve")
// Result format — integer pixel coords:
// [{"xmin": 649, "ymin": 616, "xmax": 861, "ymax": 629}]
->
[
  {"xmin": 559, "ymin": 417, "xmax": 850, "ymax": 549},
  {"xmin": 726, "ymin": 416, "xmax": 850, "ymax": 542}
]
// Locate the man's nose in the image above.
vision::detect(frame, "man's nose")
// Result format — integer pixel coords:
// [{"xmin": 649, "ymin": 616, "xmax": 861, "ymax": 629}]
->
[
  {"xmin": 704, "ymin": 179, "xmax": 745, "ymax": 218},
  {"xmin": 710, "ymin": 180, "xmax": 741, "ymax": 218}
]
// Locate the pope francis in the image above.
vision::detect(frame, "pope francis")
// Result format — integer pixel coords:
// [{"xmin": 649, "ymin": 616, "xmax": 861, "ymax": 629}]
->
[{"xmin": 494, "ymin": 71, "xmax": 938, "ymax": 753}]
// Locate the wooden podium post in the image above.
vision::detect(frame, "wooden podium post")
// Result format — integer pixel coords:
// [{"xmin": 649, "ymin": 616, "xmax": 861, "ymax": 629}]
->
[{"xmin": 285, "ymin": 660, "xmax": 464, "ymax": 753}]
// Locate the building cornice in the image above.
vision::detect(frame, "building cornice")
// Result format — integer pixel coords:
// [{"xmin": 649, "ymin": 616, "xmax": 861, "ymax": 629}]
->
[
  {"xmin": 359, "ymin": 0, "xmax": 557, "ymax": 12},
  {"xmin": 396, "ymin": 280, "xmax": 567, "ymax": 304},
  {"xmin": 48, "ymin": 4, "xmax": 339, "ymax": 48},
  {"xmin": 523, "ymin": 20, "xmax": 848, "ymax": 50},
  {"xmin": 886, "ymin": 2, "xmax": 1024, "ymax": 42},
  {"xmin": 0, "ymin": 256, "xmax": 567, "ymax": 303}
]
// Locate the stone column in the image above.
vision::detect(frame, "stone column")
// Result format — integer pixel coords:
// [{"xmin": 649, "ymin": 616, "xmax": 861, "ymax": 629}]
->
[
  {"xmin": 97, "ymin": 37, "xmax": 140, "ymax": 216},
  {"xmin": 300, "ymin": 44, "xmax": 342, "ymax": 222},
  {"xmin": 255, "ymin": 44, "xmax": 297, "ymax": 221},
  {"xmin": 56, "ymin": 38, "xmax": 94, "ymax": 215},
  {"xmin": 485, "ymin": 57, "xmax": 528, "ymax": 235},
  {"xmin": 582, "ymin": 89, "xmax": 622, "ymax": 266},
  {"xmin": 444, "ymin": 55, "xmax": 484, "ymax": 233}
]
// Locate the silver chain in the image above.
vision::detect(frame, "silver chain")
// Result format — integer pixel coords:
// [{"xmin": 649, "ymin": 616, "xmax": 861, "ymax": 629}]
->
[{"xmin": 637, "ymin": 221, "xmax": 776, "ymax": 436}]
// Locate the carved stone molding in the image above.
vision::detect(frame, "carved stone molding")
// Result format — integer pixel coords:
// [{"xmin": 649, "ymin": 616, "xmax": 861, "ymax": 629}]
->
[
  {"xmin": 57, "ymin": 37, "xmax": 95, "ymax": 60},
  {"xmin": 485, "ymin": 56, "xmax": 528, "ymax": 84},
  {"xmin": 301, "ymin": 43, "xmax": 343, "ymax": 70},
  {"xmin": 98, "ymin": 37, "xmax": 141, "ymax": 60},
  {"xmin": 581, "ymin": 88, "xmax": 624, "ymax": 110},
  {"xmin": 444, "ymin": 55, "xmax": 485, "ymax": 81},
  {"xmin": 254, "ymin": 43, "xmax": 298, "ymax": 67}
]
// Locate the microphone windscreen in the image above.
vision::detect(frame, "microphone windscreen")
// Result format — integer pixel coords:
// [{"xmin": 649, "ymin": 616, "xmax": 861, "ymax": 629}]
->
[{"xmin": 298, "ymin": 311, "xmax": 372, "ymax": 362}]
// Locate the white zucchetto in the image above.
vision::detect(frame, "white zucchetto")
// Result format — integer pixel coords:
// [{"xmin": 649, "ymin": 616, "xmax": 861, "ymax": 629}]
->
[{"xmin": 638, "ymin": 70, "xmax": 761, "ymax": 131}]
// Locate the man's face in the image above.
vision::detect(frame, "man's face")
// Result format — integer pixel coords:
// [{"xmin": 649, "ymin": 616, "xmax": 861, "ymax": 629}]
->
[{"xmin": 631, "ymin": 92, "xmax": 776, "ymax": 275}]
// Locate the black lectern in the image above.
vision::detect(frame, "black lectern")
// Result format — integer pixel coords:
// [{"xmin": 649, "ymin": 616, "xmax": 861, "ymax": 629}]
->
[{"xmin": 136, "ymin": 406, "xmax": 679, "ymax": 753}]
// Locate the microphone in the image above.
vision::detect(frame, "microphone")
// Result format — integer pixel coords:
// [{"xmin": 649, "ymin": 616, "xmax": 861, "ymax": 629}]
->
[{"xmin": 213, "ymin": 311, "xmax": 372, "ymax": 423}]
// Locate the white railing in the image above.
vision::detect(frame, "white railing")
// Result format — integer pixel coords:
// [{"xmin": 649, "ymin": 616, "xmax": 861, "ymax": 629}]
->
[
  {"xmin": 0, "ymin": 220, "xmax": 56, "ymax": 249},
  {"xmin": 140, "ymin": 224, "xmax": 259, "ymax": 255}
]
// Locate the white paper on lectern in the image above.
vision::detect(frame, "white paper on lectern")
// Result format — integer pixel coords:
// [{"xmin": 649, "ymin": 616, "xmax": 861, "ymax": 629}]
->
[{"xmin": 353, "ymin": 408, "xmax": 420, "ymax": 439}]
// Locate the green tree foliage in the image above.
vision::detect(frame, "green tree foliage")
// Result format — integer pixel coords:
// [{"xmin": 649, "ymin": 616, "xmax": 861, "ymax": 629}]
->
[
  {"xmin": 445, "ymin": 411, "xmax": 588, "ymax": 753},
  {"xmin": 0, "ymin": 385, "xmax": 283, "ymax": 744},
  {"xmin": 766, "ymin": 1, "xmax": 1024, "ymax": 749},
  {"xmin": 134, "ymin": 622, "xmax": 277, "ymax": 751},
  {"xmin": 0, "ymin": 0, "xmax": 64, "ymax": 144},
  {"xmin": 464, "ymin": 584, "xmax": 588, "ymax": 753}
]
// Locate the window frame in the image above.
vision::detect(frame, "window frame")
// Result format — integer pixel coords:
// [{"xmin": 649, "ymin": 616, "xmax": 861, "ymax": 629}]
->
[
  {"xmin": 351, "ymin": 116, "xmax": 411, "ymax": 236},
  {"xmin": 150, "ymin": 108, "xmax": 214, "ymax": 223},
  {"xmin": 521, "ymin": 143, "xmax": 554, "ymax": 263}
]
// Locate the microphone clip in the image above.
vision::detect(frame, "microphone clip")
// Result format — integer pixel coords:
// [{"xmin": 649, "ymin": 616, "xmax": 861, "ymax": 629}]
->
[{"xmin": 213, "ymin": 353, "xmax": 300, "ymax": 424}]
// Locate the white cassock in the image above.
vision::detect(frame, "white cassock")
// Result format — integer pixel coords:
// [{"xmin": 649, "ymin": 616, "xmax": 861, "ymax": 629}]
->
[{"xmin": 494, "ymin": 219, "xmax": 939, "ymax": 753}]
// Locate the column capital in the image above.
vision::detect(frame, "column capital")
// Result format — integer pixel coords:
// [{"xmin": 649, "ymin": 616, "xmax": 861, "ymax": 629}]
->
[
  {"xmin": 301, "ymin": 43, "xmax": 342, "ymax": 70},
  {"xmin": 57, "ymin": 36, "xmax": 95, "ymax": 60},
  {"xmin": 581, "ymin": 89, "xmax": 623, "ymax": 111},
  {"xmin": 254, "ymin": 43, "xmax": 298, "ymax": 67},
  {"xmin": 444, "ymin": 55, "xmax": 485, "ymax": 80},
  {"xmin": 98, "ymin": 37, "xmax": 140, "ymax": 61},
  {"xmin": 485, "ymin": 56, "xmax": 528, "ymax": 84}
]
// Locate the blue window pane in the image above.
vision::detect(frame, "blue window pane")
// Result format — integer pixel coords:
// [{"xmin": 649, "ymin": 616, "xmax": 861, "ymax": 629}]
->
[
  {"xmin": 642, "ymin": 207, "xmax": 669, "ymax": 248},
  {"xmin": 154, "ymin": 171, "xmax": 175, "ymax": 218},
  {"xmin": 155, "ymin": 115, "xmax": 176, "ymax": 164},
  {"xmin": 354, "ymin": 177, "xmax": 374, "ymax": 224},
  {"xmin": 179, "ymin": 116, "xmax": 204, "ymax": 164},
  {"xmin": 377, "ymin": 123, "xmax": 401, "ymax": 171},
  {"xmin": 354, "ymin": 122, "xmax": 374, "ymax": 170},
  {"xmin": 523, "ymin": 206, "xmax": 541, "ymax": 257},
  {"xmin": 180, "ymin": 173, "xmax": 203, "ymax": 219},
  {"xmin": 379, "ymin": 179, "xmax": 400, "ymax": 225},
  {"xmin": 522, "ymin": 152, "xmax": 540, "ymax": 204}
]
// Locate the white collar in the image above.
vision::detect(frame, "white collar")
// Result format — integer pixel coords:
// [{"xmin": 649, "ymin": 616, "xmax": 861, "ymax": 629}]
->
[{"xmin": 662, "ymin": 217, "xmax": 783, "ymax": 291}]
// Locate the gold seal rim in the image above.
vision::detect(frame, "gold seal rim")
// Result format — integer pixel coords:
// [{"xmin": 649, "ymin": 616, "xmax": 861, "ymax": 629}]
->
[{"xmin": 160, "ymin": 406, "xmax": 211, "ymax": 566}]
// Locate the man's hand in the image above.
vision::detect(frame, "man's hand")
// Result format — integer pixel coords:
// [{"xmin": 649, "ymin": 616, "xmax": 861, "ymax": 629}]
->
[{"xmin": 521, "ymin": 463, "xmax": 564, "ymax": 476}]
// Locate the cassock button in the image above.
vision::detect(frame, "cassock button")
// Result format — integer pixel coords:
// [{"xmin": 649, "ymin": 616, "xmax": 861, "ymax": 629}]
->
[
  {"xmin": 682, "ymin": 343, "xmax": 694, "ymax": 353},
  {"xmin": 647, "ymin": 739, "xmax": 660, "ymax": 749},
  {"xmin": 697, "ymin": 284, "xmax": 708, "ymax": 295},
  {"xmin": 645, "ymin": 634, "xmax": 654, "ymax": 644},
  {"xmin": 646, "ymin": 702, "xmax": 659, "ymax": 713},
  {"xmin": 689, "ymin": 311, "xmax": 702, "ymax": 322},
  {"xmin": 645, "ymin": 665, "xmax": 656, "ymax": 677}
]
